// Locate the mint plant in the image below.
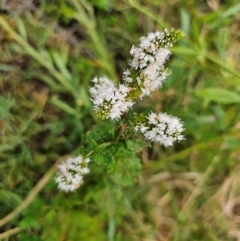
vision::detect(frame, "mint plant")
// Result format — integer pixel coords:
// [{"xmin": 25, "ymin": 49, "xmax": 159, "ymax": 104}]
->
[{"xmin": 56, "ymin": 28, "xmax": 185, "ymax": 192}]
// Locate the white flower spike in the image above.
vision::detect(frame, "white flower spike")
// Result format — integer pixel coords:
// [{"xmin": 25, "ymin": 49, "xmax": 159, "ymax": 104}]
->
[
  {"xmin": 89, "ymin": 29, "xmax": 184, "ymax": 120},
  {"xmin": 124, "ymin": 29, "xmax": 184, "ymax": 99}
]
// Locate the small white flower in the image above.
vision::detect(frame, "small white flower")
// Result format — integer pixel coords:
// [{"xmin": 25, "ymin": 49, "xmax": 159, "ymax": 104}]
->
[
  {"xmin": 123, "ymin": 69, "xmax": 132, "ymax": 83},
  {"xmin": 135, "ymin": 112, "xmax": 184, "ymax": 147},
  {"xmin": 140, "ymin": 125, "xmax": 149, "ymax": 133},
  {"xmin": 89, "ymin": 76, "xmax": 134, "ymax": 120},
  {"xmin": 55, "ymin": 155, "xmax": 90, "ymax": 192}
]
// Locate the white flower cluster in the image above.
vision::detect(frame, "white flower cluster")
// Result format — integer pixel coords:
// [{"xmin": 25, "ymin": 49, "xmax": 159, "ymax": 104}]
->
[
  {"xmin": 89, "ymin": 29, "xmax": 184, "ymax": 122},
  {"xmin": 56, "ymin": 155, "xmax": 90, "ymax": 192},
  {"xmin": 89, "ymin": 77, "xmax": 134, "ymax": 120},
  {"xmin": 135, "ymin": 112, "xmax": 184, "ymax": 147},
  {"xmin": 123, "ymin": 30, "xmax": 176, "ymax": 98}
]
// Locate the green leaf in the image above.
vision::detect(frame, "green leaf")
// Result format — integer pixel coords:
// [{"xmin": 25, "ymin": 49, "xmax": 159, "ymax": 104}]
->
[
  {"xmin": 50, "ymin": 50, "xmax": 71, "ymax": 80},
  {"xmin": 17, "ymin": 234, "xmax": 43, "ymax": 241},
  {"xmin": 125, "ymin": 139, "xmax": 143, "ymax": 152},
  {"xmin": 93, "ymin": 143, "xmax": 123, "ymax": 165},
  {"xmin": 20, "ymin": 216, "xmax": 40, "ymax": 229},
  {"xmin": 93, "ymin": 145, "xmax": 115, "ymax": 165},
  {"xmin": 0, "ymin": 96, "xmax": 15, "ymax": 120},
  {"xmin": 222, "ymin": 136, "xmax": 240, "ymax": 150},
  {"xmin": 109, "ymin": 148, "xmax": 142, "ymax": 186},
  {"xmin": 0, "ymin": 190, "xmax": 22, "ymax": 206},
  {"xmin": 50, "ymin": 96, "xmax": 79, "ymax": 116},
  {"xmin": 81, "ymin": 123, "xmax": 115, "ymax": 153},
  {"xmin": 195, "ymin": 88, "xmax": 240, "ymax": 104}
]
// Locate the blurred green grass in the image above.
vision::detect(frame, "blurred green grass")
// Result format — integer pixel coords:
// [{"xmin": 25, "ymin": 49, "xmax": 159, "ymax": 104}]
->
[{"xmin": 0, "ymin": 0, "xmax": 240, "ymax": 240}]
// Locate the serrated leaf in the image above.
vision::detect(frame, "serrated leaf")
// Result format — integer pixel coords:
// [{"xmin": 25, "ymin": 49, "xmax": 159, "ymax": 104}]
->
[
  {"xmin": 196, "ymin": 88, "xmax": 240, "ymax": 104},
  {"xmin": 109, "ymin": 148, "xmax": 141, "ymax": 186},
  {"xmin": 93, "ymin": 143, "xmax": 122, "ymax": 165},
  {"xmin": 81, "ymin": 123, "xmax": 115, "ymax": 153},
  {"xmin": 93, "ymin": 146, "xmax": 114, "ymax": 165},
  {"xmin": 126, "ymin": 139, "xmax": 143, "ymax": 152}
]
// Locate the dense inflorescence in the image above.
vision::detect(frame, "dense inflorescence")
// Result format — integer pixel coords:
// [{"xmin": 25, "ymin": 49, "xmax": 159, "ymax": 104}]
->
[
  {"xmin": 90, "ymin": 28, "xmax": 184, "ymax": 120},
  {"xmin": 55, "ymin": 155, "xmax": 90, "ymax": 192},
  {"xmin": 135, "ymin": 112, "xmax": 185, "ymax": 147},
  {"xmin": 89, "ymin": 77, "xmax": 134, "ymax": 120}
]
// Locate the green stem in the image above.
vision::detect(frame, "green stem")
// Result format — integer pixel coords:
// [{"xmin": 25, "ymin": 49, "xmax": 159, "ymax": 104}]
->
[{"xmin": 86, "ymin": 142, "xmax": 113, "ymax": 158}]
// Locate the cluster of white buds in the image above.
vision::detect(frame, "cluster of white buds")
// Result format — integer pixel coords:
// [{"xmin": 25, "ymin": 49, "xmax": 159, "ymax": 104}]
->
[
  {"xmin": 90, "ymin": 29, "xmax": 184, "ymax": 121},
  {"xmin": 55, "ymin": 155, "xmax": 90, "ymax": 192},
  {"xmin": 135, "ymin": 112, "xmax": 185, "ymax": 147},
  {"xmin": 123, "ymin": 29, "xmax": 184, "ymax": 98},
  {"xmin": 89, "ymin": 77, "xmax": 134, "ymax": 120}
]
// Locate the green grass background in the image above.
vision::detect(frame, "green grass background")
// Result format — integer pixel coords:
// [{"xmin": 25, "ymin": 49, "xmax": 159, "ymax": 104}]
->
[{"xmin": 0, "ymin": 0, "xmax": 240, "ymax": 240}]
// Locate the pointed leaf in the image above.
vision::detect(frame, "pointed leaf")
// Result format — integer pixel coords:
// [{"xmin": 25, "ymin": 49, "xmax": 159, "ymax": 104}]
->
[{"xmin": 196, "ymin": 88, "xmax": 240, "ymax": 104}]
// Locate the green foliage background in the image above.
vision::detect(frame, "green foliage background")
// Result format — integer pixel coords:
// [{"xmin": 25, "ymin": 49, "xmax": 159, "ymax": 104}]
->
[{"xmin": 0, "ymin": 0, "xmax": 240, "ymax": 240}]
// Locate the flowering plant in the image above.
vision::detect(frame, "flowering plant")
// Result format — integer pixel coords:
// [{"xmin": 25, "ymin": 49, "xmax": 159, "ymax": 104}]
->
[{"xmin": 56, "ymin": 29, "xmax": 185, "ymax": 192}]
